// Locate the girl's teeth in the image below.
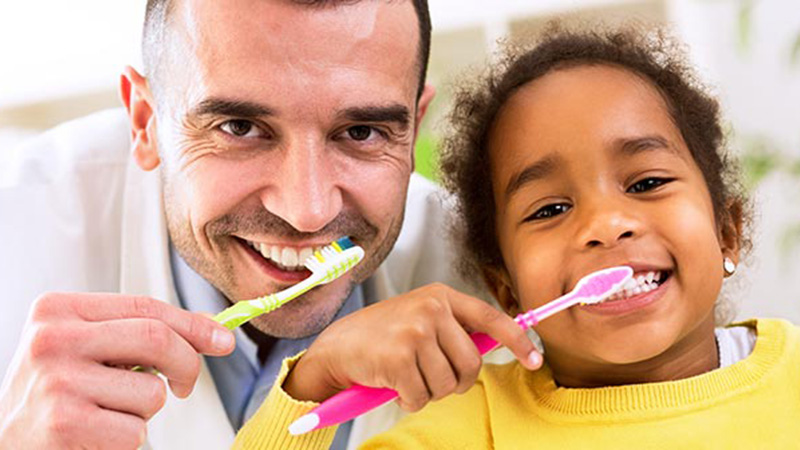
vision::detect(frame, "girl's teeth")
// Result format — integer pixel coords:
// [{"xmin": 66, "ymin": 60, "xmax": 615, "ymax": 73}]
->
[{"xmin": 607, "ymin": 270, "xmax": 664, "ymax": 301}]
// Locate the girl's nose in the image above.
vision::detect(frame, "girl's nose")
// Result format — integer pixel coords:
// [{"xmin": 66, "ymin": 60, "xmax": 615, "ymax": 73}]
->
[{"xmin": 575, "ymin": 201, "xmax": 641, "ymax": 250}]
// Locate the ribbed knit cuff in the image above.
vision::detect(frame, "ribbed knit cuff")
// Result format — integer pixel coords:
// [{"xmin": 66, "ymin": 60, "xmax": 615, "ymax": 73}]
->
[{"xmin": 232, "ymin": 351, "xmax": 338, "ymax": 450}]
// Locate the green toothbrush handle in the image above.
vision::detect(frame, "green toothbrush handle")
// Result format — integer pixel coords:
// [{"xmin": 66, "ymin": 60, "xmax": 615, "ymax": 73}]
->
[{"xmin": 214, "ymin": 300, "xmax": 271, "ymax": 330}]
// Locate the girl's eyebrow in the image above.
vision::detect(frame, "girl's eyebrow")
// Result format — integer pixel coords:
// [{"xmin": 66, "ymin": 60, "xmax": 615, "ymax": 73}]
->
[
  {"xmin": 504, "ymin": 153, "xmax": 563, "ymax": 199},
  {"xmin": 615, "ymin": 135, "xmax": 681, "ymax": 158}
]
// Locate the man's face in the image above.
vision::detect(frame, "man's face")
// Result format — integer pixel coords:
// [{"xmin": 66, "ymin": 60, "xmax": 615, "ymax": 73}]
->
[{"xmin": 149, "ymin": 0, "xmax": 423, "ymax": 338}]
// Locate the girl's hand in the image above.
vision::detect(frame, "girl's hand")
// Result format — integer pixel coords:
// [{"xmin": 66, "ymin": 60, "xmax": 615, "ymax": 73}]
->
[{"xmin": 283, "ymin": 283, "xmax": 542, "ymax": 412}]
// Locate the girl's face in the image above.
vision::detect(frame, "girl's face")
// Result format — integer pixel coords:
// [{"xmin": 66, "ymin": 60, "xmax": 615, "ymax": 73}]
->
[{"xmin": 487, "ymin": 65, "xmax": 738, "ymax": 387}]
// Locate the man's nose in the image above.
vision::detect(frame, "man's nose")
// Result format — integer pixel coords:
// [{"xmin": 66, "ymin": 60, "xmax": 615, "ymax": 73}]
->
[
  {"xmin": 574, "ymin": 197, "xmax": 641, "ymax": 250},
  {"xmin": 260, "ymin": 141, "xmax": 343, "ymax": 233}
]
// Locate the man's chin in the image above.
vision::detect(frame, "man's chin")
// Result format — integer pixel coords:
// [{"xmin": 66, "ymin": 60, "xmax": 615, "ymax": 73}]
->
[{"xmin": 243, "ymin": 291, "xmax": 346, "ymax": 339}]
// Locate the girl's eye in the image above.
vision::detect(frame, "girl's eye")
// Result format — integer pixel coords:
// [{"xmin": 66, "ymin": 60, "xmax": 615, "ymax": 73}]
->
[
  {"xmin": 219, "ymin": 119, "xmax": 263, "ymax": 138},
  {"xmin": 627, "ymin": 177, "xmax": 671, "ymax": 194},
  {"xmin": 525, "ymin": 203, "xmax": 572, "ymax": 222}
]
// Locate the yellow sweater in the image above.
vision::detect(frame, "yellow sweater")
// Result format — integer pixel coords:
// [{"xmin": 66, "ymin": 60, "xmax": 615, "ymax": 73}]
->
[{"xmin": 234, "ymin": 319, "xmax": 800, "ymax": 449}]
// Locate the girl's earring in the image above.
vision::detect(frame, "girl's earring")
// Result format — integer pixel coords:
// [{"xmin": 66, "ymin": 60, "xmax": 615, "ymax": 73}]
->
[{"xmin": 723, "ymin": 257, "xmax": 736, "ymax": 276}]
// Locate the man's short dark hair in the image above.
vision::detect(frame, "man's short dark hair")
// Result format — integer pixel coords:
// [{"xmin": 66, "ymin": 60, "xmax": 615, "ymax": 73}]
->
[{"xmin": 142, "ymin": 0, "xmax": 431, "ymax": 101}]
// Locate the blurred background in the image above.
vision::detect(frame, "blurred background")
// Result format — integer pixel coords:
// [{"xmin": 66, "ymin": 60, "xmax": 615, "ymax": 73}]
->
[{"xmin": 1, "ymin": 0, "xmax": 798, "ymax": 323}]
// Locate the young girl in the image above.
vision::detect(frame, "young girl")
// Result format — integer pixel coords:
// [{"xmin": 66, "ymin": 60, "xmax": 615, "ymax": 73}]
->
[{"xmin": 234, "ymin": 25, "xmax": 800, "ymax": 448}]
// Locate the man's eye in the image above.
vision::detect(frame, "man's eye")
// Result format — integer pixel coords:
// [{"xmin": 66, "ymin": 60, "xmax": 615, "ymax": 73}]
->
[
  {"xmin": 347, "ymin": 125, "xmax": 375, "ymax": 141},
  {"xmin": 220, "ymin": 119, "xmax": 261, "ymax": 138},
  {"xmin": 525, "ymin": 203, "xmax": 572, "ymax": 221},
  {"xmin": 627, "ymin": 177, "xmax": 671, "ymax": 193}
]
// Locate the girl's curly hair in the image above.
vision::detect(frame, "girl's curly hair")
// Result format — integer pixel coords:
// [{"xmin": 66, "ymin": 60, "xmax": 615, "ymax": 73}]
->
[{"xmin": 439, "ymin": 23, "xmax": 751, "ymax": 321}]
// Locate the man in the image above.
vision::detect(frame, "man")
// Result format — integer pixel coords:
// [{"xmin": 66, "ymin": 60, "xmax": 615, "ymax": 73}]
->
[{"xmin": 0, "ymin": 1, "xmax": 538, "ymax": 448}]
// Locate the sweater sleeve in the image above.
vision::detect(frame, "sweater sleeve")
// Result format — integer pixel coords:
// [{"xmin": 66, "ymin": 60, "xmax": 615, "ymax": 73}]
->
[
  {"xmin": 359, "ymin": 377, "xmax": 491, "ymax": 449},
  {"xmin": 232, "ymin": 351, "xmax": 338, "ymax": 450}
]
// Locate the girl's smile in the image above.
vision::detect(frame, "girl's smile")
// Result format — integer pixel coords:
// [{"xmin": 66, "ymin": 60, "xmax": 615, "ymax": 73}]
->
[
  {"xmin": 579, "ymin": 268, "xmax": 672, "ymax": 316},
  {"xmin": 485, "ymin": 64, "xmax": 739, "ymax": 387}
]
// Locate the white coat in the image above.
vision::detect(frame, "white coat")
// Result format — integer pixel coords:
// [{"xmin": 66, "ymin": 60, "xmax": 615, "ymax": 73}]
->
[{"xmin": 0, "ymin": 108, "xmax": 492, "ymax": 448}]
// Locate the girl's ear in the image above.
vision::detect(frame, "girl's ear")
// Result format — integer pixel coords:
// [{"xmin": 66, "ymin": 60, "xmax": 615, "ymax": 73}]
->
[
  {"xmin": 482, "ymin": 266, "xmax": 521, "ymax": 316},
  {"xmin": 719, "ymin": 198, "xmax": 744, "ymax": 265}
]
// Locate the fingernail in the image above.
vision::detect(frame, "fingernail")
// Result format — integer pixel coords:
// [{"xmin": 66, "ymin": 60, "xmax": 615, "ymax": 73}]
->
[
  {"xmin": 212, "ymin": 328, "xmax": 234, "ymax": 351},
  {"xmin": 527, "ymin": 351, "xmax": 542, "ymax": 369}
]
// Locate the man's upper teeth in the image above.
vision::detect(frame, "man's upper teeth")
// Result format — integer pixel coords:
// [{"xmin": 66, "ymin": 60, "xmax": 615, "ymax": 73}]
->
[
  {"xmin": 608, "ymin": 271, "xmax": 663, "ymax": 300},
  {"xmin": 246, "ymin": 240, "xmax": 320, "ymax": 271}
]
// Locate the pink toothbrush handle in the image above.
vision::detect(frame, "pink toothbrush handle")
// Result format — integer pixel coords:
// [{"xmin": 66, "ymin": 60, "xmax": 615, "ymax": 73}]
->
[
  {"xmin": 294, "ymin": 330, "xmax": 507, "ymax": 433},
  {"xmin": 307, "ymin": 384, "xmax": 398, "ymax": 430},
  {"xmin": 291, "ymin": 266, "xmax": 631, "ymax": 435},
  {"xmin": 469, "ymin": 331, "xmax": 502, "ymax": 355}
]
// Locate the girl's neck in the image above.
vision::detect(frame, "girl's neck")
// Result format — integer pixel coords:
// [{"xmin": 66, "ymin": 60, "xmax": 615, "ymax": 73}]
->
[{"xmin": 546, "ymin": 319, "xmax": 719, "ymax": 388}]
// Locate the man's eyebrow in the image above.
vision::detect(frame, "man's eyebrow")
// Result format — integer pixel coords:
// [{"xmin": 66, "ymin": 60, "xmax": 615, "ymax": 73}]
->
[
  {"xmin": 339, "ymin": 104, "xmax": 411, "ymax": 130},
  {"xmin": 187, "ymin": 98, "xmax": 275, "ymax": 119},
  {"xmin": 504, "ymin": 153, "xmax": 563, "ymax": 199}
]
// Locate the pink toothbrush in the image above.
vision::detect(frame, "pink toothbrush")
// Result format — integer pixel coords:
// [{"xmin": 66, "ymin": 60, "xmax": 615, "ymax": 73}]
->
[{"xmin": 288, "ymin": 265, "xmax": 634, "ymax": 435}]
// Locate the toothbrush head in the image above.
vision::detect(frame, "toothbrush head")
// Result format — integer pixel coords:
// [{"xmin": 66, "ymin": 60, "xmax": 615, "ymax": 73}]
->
[
  {"xmin": 573, "ymin": 266, "xmax": 634, "ymax": 305},
  {"xmin": 304, "ymin": 236, "xmax": 365, "ymax": 284}
]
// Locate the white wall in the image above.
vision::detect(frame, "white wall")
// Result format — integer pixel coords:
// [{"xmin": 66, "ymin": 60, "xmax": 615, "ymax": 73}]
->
[
  {"xmin": 1, "ymin": 0, "xmax": 798, "ymax": 322},
  {"xmin": 668, "ymin": 0, "xmax": 800, "ymax": 322},
  {"xmin": 0, "ymin": 1, "xmax": 143, "ymax": 108}
]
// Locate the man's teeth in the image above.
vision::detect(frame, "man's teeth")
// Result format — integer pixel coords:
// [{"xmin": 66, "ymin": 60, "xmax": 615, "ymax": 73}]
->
[
  {"xmin": 246, "ymin": 240, "xmax": 321, "ymax": 271},
  {"xmin": 606, "ymin": 271, "xmax": 665, "ymax": 301}
]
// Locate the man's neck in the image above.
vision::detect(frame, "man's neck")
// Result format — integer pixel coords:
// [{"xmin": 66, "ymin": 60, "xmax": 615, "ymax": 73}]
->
[{"xmin": 240, "ymin": 323, "xmax": 278, "ymax": 366}]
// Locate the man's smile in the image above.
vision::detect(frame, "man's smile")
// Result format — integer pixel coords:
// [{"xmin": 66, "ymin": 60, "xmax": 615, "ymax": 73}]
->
[
  {"xmin": 239, "ymin": 238, "xmax": 331, "ymax": 271},
  {"xmin": 235, "ymin": 237, "xmax": 314, "ymax": 284}
]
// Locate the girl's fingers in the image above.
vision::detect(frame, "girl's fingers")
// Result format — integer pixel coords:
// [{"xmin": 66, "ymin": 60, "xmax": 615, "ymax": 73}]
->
[
  {"xmin": 390, "ymin": 351, "xmax": 431, "ymax": 412},
  {"xmin": 416, "ymin": 339, "xmax": 460, "ymax": 401},
  {"xmin": 436, "ymin": 320, "xmax": 484, "ymax": 394},
  {"xmin": 447, "ymin": 290, "xmax": 539, "ymax": 369}
]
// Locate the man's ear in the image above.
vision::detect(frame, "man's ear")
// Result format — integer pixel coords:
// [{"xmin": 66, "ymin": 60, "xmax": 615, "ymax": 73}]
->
[
  {"xmin": 482, "ymin": 266, "xmax": 521, "ymax": 317},
  {"xmin": 409, "ymin": 83, "xmax": 435, "ymax": 173},
  {"xmin": 414, "ymin": 83, "xmax": 435, "ymax": 132},
  {"xmin": 119, "ymin": 65, "xmax": 160, "ymax": 171},
  {"xmin": 720, "ymin": 198, "xmax": 744, "ymax": 267}
]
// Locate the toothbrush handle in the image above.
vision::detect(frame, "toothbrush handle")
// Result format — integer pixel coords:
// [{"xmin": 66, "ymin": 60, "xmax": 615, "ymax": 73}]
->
[
  {"xmin": 213, "ymin": 300, "xmax": 269, "ymax": 330},
  {"xmin": 292, "ymin": 329, "xmax": 509, "ymax": 434},
  {"xmin": 470, "ymin": 311, "xmax": 538, "ymax": 355}
]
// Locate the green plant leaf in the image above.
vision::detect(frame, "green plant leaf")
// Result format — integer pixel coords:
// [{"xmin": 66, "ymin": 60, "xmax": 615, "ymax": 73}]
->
[
  {"xmin": 735, "ymin": 0, "xmax": 754, "ymax": 55},
  {"xmin": 791, "ymin": 32, "xmax": 800, "ymax": 66},
  {"xmin": 740, "ymin": 137, "xmax": 780, "ymax": 190},
  {"xmin": 414, "ymin": 131, "xmax": 439, "ymax": 182}
]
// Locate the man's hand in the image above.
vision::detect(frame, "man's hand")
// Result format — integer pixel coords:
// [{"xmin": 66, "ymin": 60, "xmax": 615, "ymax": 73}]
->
[
  {"xmin": 0, "ymin": 292, "xmax": 235, "ymax": 449},
  {"xmin": 283, "ymin": 284, "xmax": 542, "ymax": 412}
]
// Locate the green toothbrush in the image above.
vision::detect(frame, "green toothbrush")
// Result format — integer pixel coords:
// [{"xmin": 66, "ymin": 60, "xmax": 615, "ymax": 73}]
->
[{"xmin": 213, "ymin": 236, "xmax": 365, "ymax": 330}]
